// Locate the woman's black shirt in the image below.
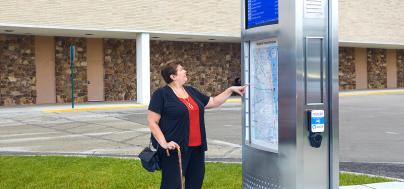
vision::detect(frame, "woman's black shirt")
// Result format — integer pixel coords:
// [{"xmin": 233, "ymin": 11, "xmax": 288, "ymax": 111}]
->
[{"xmin": 148, "ymin": 85, "xmax": 210, "ymax": 151}]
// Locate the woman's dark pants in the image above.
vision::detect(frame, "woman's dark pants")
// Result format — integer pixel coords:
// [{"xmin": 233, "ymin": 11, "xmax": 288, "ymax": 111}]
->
[{"xmin": 158, "ymin": 146, "xmax": 205, "ymax": 189}]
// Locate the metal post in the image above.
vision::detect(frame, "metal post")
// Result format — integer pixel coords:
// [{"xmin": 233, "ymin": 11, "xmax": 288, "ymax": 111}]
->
[{"xmin": 70, "ymin": 45, "xmax": 75, "ymax": 109}]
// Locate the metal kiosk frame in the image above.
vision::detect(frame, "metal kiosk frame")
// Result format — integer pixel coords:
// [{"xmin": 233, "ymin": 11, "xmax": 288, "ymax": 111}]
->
[{"xmin": 241, "ymin": 0, "xmax": 339, "ymax": 188}]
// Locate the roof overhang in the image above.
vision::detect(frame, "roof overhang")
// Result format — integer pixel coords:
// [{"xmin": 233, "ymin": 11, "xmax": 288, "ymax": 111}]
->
[
  {"xmin": 0, "ymin": 23, "xmax": 241, "ymax": 43},
  {"xmin": 3, "ymin": 24, "xmax": 404, "ymax": 48},
  {"xmin": 340, "ymin": 41, "xmax": 404, "ymax": 49}
]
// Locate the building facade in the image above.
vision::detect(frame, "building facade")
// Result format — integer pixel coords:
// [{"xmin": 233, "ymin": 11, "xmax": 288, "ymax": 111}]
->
[{"xmin": 0, "ymin": 0, "xmax": 403, "ymax": 106}]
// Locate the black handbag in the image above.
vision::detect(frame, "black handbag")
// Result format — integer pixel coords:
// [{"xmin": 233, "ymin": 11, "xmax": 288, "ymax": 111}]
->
[{"xmin": 138, "ymin": 140, "xmax": 160, "ymax": 172}]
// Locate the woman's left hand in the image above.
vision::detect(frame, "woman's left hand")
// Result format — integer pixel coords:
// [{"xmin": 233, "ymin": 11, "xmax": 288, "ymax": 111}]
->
[{"xmin": 229, "ymin": 85, "xmax": 247, "ymax": 96}]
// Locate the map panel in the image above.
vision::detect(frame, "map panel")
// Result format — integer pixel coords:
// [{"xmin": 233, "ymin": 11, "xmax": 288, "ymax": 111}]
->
[{"xmin": 249, "ymin": 39, "xmax": 279, "ymax": 153}]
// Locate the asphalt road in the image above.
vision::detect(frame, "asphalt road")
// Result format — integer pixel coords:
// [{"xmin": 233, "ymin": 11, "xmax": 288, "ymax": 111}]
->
[{"xmin": 339, "ymin": 93, "xmax": 404, "ymax": 164}]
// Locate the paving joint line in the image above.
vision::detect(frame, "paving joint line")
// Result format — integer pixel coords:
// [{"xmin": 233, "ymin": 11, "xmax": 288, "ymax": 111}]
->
[
  {"xmin": 90, "ymin": 111, "xmax": 147, "ymax": 126},
  {"xmin": 6, "ymin": 118, "xmax": 144, "ymax": 148},
  {"xmin": 6, "ymin": 112, "xmax": 149, "ymax": 148},
  {"xmin": 223, "ymin": 146, "xmax": 241, "ymax": 158},
  {"xmin": 52, "ymin": 112, "xmax": 139, "ymax": 133}
]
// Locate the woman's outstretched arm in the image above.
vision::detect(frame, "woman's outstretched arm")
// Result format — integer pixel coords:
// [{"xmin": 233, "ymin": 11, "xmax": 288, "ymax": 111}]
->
[{"xmin": 205, "ymin": 86, "xmax": 246, "ymax": 109}]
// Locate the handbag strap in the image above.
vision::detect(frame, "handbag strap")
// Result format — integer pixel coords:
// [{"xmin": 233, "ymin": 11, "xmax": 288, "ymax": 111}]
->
[
  {"xmin": 149, "ymin": 136, "xmax": 159, "ymax": 151},
  {"xmin": 150, "ymin": 136, "xmax": 171, "ymax": 156}
]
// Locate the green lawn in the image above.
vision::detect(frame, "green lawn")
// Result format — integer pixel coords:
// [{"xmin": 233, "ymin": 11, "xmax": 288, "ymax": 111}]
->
[
  {"xmin": 339, "ymin": 172, "xmax": 392, "ymax": 186},
  {"xmin": 0, "ymin": 156, "xmax": 391, "ymax": 189}
]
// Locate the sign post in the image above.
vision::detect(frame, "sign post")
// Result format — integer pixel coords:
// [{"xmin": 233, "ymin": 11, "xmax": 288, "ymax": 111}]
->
[{"xmin": 69, "ymin": 45, "xmax": 75, "ymax": 110}]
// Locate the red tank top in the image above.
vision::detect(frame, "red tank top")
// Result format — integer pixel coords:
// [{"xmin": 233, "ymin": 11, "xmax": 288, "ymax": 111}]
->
[{"xmin": 178, "ymin": 95, "xmax": 202, "ymax": 147}]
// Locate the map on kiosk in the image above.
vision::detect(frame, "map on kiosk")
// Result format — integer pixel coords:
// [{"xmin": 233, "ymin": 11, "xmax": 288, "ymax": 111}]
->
[{"xmin": 249, "ymin": 39, "xmax": 279, "ymax": 153}]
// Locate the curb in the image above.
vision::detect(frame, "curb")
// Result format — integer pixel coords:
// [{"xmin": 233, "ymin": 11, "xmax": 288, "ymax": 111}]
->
[
  {"xmin": 42, "ymin": 104, "xmax": 146, "ymax": 113},
  {"xmin": 42, "ymin": 99, "xmax": 242, "ymax": 113},
  {"xmin": 341, "ymin": 171, "xmax": 404, "ymax": 182},
  {"xmin": 225, "ymin": 99, "xmax": 242, "ymax": 103},
  {"xmin": 339, "ymin": 90, "xmax": 404, "ymax": 97}
]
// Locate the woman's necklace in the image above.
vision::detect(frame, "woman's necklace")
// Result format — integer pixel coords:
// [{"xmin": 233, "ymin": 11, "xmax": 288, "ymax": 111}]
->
[
  {"xmin": 183, "ymin": 95, "xmax": 194, "ymax": 109},
  {"xmin": 170, "ymin": 85, "xmax": 194, "ymax": 109}
]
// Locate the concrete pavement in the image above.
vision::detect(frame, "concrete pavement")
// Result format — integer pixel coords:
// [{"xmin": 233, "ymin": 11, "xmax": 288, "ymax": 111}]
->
[{"xmin": 0, "ymin": 98, "xmax": 242, "ymax": 161}]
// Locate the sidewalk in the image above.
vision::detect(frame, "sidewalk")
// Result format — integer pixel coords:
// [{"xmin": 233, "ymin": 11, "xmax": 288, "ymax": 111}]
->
[{"xmin": 340, "ymin": 182, "xmax": 404, "ymax": 189}]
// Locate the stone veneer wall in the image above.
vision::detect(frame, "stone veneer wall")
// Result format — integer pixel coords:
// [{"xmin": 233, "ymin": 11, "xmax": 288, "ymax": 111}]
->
[
  {"xmin": 103, "ymin": 39, "xmax": 136, "ymax": 101},
  {"xmin": 150, "ymin": 41, "xmax": 241, "ymax": 96},
  {"xmin": 397, "ymin": 50, "xmax": 404, "ymax": 88},
  {"xmin": 367, "ymin": 48, "xmax": 387, "ymax": 89},
  {"xmin": 55, "ymin": 37, "xmax": 87, "ymax": 103},
  {"xmin": 0, "ymin": 35, "xmax": 36, "ymax": 106},
  {"xmin": 339, "ymin": 47, "xmax": 356, "ymax": 90}
]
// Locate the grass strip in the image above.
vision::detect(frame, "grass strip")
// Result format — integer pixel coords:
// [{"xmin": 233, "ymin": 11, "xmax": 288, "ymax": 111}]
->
[
  {"xmin": 340, "ymin": 172, "xmax": 392, "ymax": 186},
  {"xmin": 0, "ymin": 156, "xmax": 391, "ymax": 188}
]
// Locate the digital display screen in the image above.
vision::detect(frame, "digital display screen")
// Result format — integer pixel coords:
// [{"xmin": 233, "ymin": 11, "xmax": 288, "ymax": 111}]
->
[{"xmin": 246, "ymin": 0, "xmax": 279, "ymax": 29}]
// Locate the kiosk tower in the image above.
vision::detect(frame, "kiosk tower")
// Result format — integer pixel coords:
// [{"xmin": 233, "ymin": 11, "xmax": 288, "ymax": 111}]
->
[{"xmin": 241, "ymin": 0, "xmax": 339, "ymax": 189}]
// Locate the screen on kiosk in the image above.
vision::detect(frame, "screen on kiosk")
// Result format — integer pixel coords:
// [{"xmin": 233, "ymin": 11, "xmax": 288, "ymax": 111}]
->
[{"xmin": 246, "ymin": 0, "xmax": 279, "ymax": 29}]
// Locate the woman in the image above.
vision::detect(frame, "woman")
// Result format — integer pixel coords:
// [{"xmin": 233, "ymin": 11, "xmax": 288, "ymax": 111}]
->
[{"xmin": 147, "ymin": 62, "xmax": 246, "ymax": 189}]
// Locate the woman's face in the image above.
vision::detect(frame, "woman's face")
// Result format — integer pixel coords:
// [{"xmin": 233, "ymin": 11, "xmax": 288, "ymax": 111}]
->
[{"xmin": 171, "ymin": 64, "xmax": 188, "ymax": 85}]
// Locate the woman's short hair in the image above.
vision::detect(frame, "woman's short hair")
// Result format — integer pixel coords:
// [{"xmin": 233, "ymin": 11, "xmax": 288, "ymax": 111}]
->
[{"xmin": 160, "ymin": 62, "xmax": 180, "ymax": 84}]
